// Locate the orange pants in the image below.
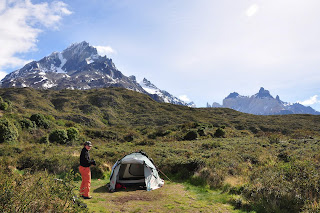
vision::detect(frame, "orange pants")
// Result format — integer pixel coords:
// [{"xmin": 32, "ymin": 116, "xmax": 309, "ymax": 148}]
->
[{"xmin": 79, "ymin": 166, "xmax": 91, "ymax": 197}]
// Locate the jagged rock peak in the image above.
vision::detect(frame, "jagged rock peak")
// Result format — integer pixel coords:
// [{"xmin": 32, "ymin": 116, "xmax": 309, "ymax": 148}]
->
[
  {"xmin": 256, "ymin": 87, "xmax": 273, "ymax": 99},
  {"xmin": 62, "ymin": 41, "xmax": 97, "ymax": 59},
  {"xmin": 226, "ymin": 92, "xmax": 240, "ymax": 99},
  {"xmin": 129, "ymin": 75, "xmax": 137, "ymax": 81},
  {"xmin": 142, "ymin": 78, "xmax": 158, "ymax": 89}
]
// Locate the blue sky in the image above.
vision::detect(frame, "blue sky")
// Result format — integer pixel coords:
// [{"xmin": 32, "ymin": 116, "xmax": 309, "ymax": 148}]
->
[{"xmin": 1, "ymin": 0, "xmax": 320, "ymax": 110}]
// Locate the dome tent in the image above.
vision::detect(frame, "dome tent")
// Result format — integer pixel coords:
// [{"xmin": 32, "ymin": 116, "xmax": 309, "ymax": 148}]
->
[{"xmin": 108, "ymin": 151, "xmax": 164, "ymax": 191}]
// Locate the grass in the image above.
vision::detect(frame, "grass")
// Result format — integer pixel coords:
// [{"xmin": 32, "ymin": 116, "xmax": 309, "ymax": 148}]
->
[{"xmin": 77, "ymin": 179, "xmax": 253, "ymax": 213}]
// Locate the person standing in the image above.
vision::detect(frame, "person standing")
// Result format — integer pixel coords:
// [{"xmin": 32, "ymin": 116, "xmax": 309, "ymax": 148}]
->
[{"xmin": 79, "ymin": 141, "xmax": 96, "ymax": 199}]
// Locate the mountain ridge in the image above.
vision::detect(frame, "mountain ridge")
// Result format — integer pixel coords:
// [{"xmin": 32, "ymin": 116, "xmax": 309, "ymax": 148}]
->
[
  {"xmin": 1, "ymin": 41, "xmax": 193, "ymax": 107},
  {"xmin": 208, "ymin": 87, "xmax": 320, "ymax": 115}
]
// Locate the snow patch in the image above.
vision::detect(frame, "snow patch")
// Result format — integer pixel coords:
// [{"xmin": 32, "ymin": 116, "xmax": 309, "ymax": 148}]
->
[
  {"xmin": 86, "ymin": 54, "xmax": 99, "ymax": 64},
  {"xmin": 42, "ymin": 81, "xmax": 57, "ymax": 89},
  {"xmin": 56, "ymin": 53, "xmax": 67, "ymax": 73},
  {"xmin": 143, "ymin": 87, "xmax": 158, "ymax": 95}
]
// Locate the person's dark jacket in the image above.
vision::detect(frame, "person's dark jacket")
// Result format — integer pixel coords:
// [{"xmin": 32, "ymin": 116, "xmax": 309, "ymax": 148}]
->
[{"xmin": 80, "ymin": 147, "xmax": 95, "ymax": 167}]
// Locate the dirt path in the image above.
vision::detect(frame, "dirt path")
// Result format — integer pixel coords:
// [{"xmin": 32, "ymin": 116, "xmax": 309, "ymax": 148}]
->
[{"xmin": 81, "ymin": 180, "xmax": 238, "ymax": 213}]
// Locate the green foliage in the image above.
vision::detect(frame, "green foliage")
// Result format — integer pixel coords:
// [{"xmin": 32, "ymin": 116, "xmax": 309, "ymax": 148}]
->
[
  {"xmin": 30, "ymin": 113, "xmax": 50, "ymax": 129},
  {"xmin": 20, "ymin": 118, "xmax": 36, "ymax": 129},
  {"xmin": 0, "ymin": 102, "xmax": 8, "ymax": 110},
  {"xmin": 0, "ymin": 96, "xmax": 9, "ymax": 111},
  {"xmin": 183, "ymin": 130, "xmax": 198, "ymax": 140},
  {"xmin": 243, "ymin": 160, "xmax": 320, "ymax": 212},
  {"xmin": 39, "ymin": 136, "xmax": 49, "ymax": 144},
  {"xmin": 0, "ymin": 118, "xmax": 19, "ymax": 143},
  {"xmin": 0, "ymin": 167, "xmax": 86, "ymax": 212},
  {"xmin": 214, "ymin": 128, "xmax": 225, "ymax": 138},
  {"xmin": 49, "ymin": 129, "xmax": 68, "ymax": 144},
  {"xmin": 67, "ymin": 127, "xmax": 79, "ymax": 141}
]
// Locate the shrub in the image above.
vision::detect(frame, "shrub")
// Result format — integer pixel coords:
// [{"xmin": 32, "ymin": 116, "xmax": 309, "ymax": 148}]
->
[
  {"xmin": 0, "ymin": 169, "xmax": 86, "ymax": 212},
  {"xmin": 39, "ymin": 136, "xmax": 49, "ymax": 144},
  {"xmin": 67, "ymin": 127, "xmax": 79, "ymax": 141},
  {"xmin": 30, "ymin": 114, "xmax": 50, "ymax": 129},
  {"xmin": 243, "ymin": 160, "xmax": 320, "ymax": 213},
  {"xmin": 124, "ymin": 132, "xmax": 135, "ymax": 142},
  {"xmin": 0, "ymin": 102, "xmax": 9, "ymax": 110},
  {"xmin": 0, "ymin": 118, "xmax": 19, "ymax": 143},
  {"xmin": 20, "ymin": 118, "xmax": 36, "ymax": 129},
  {"xmin": 214, "ymin": 128, "xmax": 225, "ymax": 138},
  {"xmin": 197, "ymin": 127, "xmax": 206, "ymax": 136},
  {"xmin": 198, "ymin": 167, "xmax": 225, "ymax": 188},
  {"xmin": 49, "ymin": 129, "xmax": 68, "ymax": 144},
  {"xmin": 183, "ymin": 130, "xmax": 198, "ymax": 140}
]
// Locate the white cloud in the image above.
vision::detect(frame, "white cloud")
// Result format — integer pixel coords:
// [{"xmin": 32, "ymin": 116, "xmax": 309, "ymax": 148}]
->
[
  {"xmin": 246, "ymin": 4, "xmax": 259, "ymax": 17},
  {"xmin": 94, "ymin": 45, "xmax": 115, "ymax": 56},
  {"xmin": 298, "ymin": 95, "xmax": 320, "ymax": 106},
  {"xmin": 0, "ymin": 0, "xmax": 71, "ymax": 71},
  {"xmin": 179, "ymin": 95, "xmax": 190, "ymax": 102}
]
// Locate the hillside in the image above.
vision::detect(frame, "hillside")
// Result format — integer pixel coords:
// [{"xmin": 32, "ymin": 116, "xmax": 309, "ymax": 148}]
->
[
  {"xmin": 1, "ymin": 87, "xmax": 320, "ymax": 135},
  {"xmin": 1, "ymin": 87, "xmax": 320, "ymax": 212}
]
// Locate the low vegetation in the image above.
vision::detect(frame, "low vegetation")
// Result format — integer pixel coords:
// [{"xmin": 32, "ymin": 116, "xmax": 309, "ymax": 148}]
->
[{"xmin": 1, "ymin": 87, "xmax": 320, "ymax": 212}]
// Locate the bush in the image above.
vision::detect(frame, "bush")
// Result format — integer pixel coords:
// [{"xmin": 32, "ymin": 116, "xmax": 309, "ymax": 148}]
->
[
  {"xmin": 243, "ymin": 160, "xmax": 320, "ymax": 213},
  {"xmin": 214, "ymin": 128, "xmax": 225, "ymax": 138},
  {"xmin": 20, "ymin": 118, "xmax": 36, "ymax": 129},
  {"xmin": 183, "ymin": 130, "xmax": 198, "ymax": 140},
  {"xmin": 0, "ymin": 102, "xmax": 9, "ymax": 110},
  {"xmin": 67, "ymin": 127, "xmax": 79, "ymax": 141},
  {"xmin": 39, "ymin": 136, "xmax": 49, "ymax": 144},
  {"xmin": 0, "ymin": 169, "xmax": 86, "ymax": 212},
  {"xmin": 30, "ymin": 114, "xmax": 50, "ymax": 129},
  {"xmin": 49, "ymin": 129, "xmax": 68, "ymax": 144},
  {"xmin": 0, "ymin": 118, "xmax": 19, "ymax": 143},
  {"xmin": 198, "ymin": 167, "xmax": 225, "ymax": 188}
]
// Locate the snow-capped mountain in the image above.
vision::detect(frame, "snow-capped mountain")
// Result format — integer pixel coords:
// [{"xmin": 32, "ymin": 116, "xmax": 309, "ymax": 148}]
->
[
  {"xmin": 207, "ymin": 87, "xmax": 320, "ymax": 115},
  {"xmin": 0, "ymin": 41, "xmax": 195, "ymax": 106},
  {"xmin": 140, "ymin": 78, "xmax": 195, "ymax": 107},
  {"xmin": 1, "ymin": 41, "xmax": 145, "ymax": 92}
]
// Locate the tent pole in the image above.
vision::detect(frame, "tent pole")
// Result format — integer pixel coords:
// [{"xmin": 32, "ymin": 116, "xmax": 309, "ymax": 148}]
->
[{"xmin": 158, "ymin": 169, "xmax": 172, "ymax": 182}]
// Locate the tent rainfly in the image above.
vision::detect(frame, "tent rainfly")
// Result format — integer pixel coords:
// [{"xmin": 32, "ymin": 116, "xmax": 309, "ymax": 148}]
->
[{"xmin": 109, "ymin": 151, "xmax": 164, "ymax": 191}]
